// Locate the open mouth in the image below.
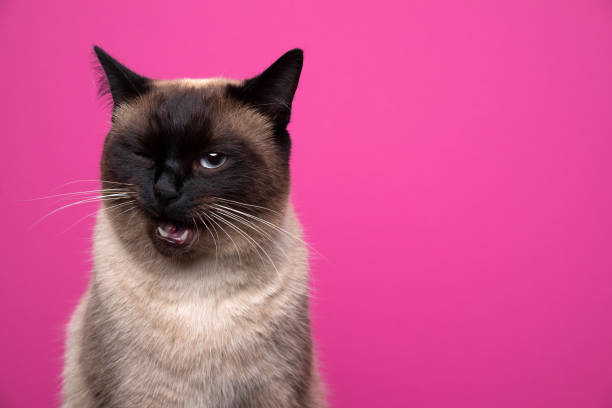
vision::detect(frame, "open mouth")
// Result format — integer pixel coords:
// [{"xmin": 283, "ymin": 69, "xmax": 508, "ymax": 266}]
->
[{"xmin": 155, "ymin": 222, "xmax": 198, "ymax": 248}]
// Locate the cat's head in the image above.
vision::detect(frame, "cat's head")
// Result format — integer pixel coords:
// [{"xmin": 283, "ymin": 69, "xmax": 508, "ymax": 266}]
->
[{"xmin": 93, "ymin": 46, "xmax": 303, "ymax": 259}]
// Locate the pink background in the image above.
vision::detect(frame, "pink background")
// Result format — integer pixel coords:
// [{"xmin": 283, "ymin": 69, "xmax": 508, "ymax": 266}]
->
[{"xmin": 2, "ymin": 0, "xmax": 612, "ymax": 407}]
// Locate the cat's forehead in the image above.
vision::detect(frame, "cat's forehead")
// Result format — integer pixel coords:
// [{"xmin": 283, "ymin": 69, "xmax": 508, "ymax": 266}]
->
[
  {"xmin": 113, "ymin": 78, "xmax": 272, "ymax": 142},
  {"xmin": 149, "ymin": 78, "xmax": 243, "ymax": 128},
  {"xmin": 155, "ymin": 77, "xmax": 242, "ymax": 89}
]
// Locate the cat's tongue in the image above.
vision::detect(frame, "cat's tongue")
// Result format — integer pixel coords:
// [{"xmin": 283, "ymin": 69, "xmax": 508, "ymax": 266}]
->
[{"xmin": 156, "ymin": 223, "xmax": 195, "ymax": 247}]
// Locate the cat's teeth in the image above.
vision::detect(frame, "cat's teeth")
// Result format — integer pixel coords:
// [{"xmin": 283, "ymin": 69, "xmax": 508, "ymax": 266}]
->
[
  {"xmin": 156, "ymin": 223, "xmax": 195, "ymax": 247},
  {"xmin": 157, "ymin": 226, "xmax": 170, "ymax": 238}
]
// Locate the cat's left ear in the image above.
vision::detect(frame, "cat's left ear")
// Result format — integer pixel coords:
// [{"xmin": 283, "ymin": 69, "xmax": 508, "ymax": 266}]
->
[
  {"xmin": 231, "ymin": 49, "xmax": 303, "ymax": 128},
  {"xmin": 93, "ymin": 45, "xmax": 151, "ymax": 112}
]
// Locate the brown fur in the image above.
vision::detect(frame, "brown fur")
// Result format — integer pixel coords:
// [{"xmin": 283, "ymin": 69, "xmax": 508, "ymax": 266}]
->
[{"xmin": 62, "ymin": 59, "xmax": 326, "ymax": 406}]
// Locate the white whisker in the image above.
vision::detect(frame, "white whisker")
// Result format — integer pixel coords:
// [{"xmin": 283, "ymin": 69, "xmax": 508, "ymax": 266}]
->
[
  {"xmin": 23, "ymin": 188, "xmax": 133, "ymax": 202},
  {"xmin": 61, "ymin": 200, "xmax": 136, "ymax": 234},
  {"xmin": 205, "ymin": 213, "xmax": 220, "ymax": 269},
  {"xmin": 211, "ymin": 206, "xmax": 289, "ymax": 260},
  {"xmin": 30, "ymin": 194, "xmax": 131, "ymax": 229},
  {"xmin": 62, "ymin": 179, "xmax": 135, "ymax": 186},
  {"xmin": 212, "ymin": 203, "xmax": 322, "ymax": 257},
  {"xmin": 194, "ymin": 212, "xmax": 218, "ymax": 272},
  {"xmin": 212, "ymin": 197, "xmax": 280, "ymax": 215},
  {"xmin": 209, "ymin": 211, "xmax": 268, "ymax": 270},
  {"xmin": 201, "ymin": 210, "xmax": 243, "ymax": 265},
  {"xmin": 210, "ymin": 211, "xmax": 279, "ymax": 274}
]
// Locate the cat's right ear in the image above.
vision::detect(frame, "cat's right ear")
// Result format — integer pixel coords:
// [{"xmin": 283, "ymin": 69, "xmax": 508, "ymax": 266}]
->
[{"xmin": 93, "ymin": 45, "xmax": 151, "ymax": 111}]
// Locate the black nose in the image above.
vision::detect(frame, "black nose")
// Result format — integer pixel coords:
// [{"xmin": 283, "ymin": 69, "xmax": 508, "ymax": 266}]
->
[{"xmin": 154, "ymin": 172, "xmax": 180, "ymax": 203}]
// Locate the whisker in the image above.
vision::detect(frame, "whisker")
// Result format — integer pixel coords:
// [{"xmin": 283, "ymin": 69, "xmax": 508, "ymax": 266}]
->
[
  {"xmin": 213, "ymin": 206, "xmax": 272, "ymax": 239},
  {"xmin": 200, "ymin": 210, "xmax": 243, "ymax": 265},
  {"xmin": 205, "ymin": 213, "xmax": 221, "ymax": 269},
  {"xmin": 61, "ymin": 200, "xmax": 136, "ymax": 234},
  {"xmin": 115, "ymin": 203, "xmax": 138, "ymax": 217},
  {"xmin": 211, "ymin": 197, "xmax": 280, "ymax": 215},
  {"xmin": 23, "ymin": 188, "xmax": 133, "ymax": 202},
  {"xmin": 194, "ymin": 211, "xmax": 218, "ymax": 272},
  {"xmin": 190, "ymin": 214, "xmax": 200, "ymax": 243},
  {"xmin": 211, "ymin": 206, "xmax": 289, "ymax": 260},
  {"xmin": 208, "ymin": 211, "xmax": 268, "ymax": 270},
  {"xmin": 190, "ymin": 214, "xmax": 207, "ymax": 279},
  {"xmin": 212, "ymin": 203, "xmax": 322, "ymax": 257},
  {"xmin": 209, "ymin": 211, "xmax": 279, "ymax": 274},
  {"xmin": 30, "ymin": 194, "xmax": 131, "ymax": 229},
  {"xmin": 62, "ymin": 179, "xmax": 135, "ymax": 186}
]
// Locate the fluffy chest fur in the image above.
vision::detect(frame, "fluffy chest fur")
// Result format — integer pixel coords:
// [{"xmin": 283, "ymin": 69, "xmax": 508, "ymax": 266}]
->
[{"xmin": 62, "ymin": 209, "xmax": 322, "ymax": 408}]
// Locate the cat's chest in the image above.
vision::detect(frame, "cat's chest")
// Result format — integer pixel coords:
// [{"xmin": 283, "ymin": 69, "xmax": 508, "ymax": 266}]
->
[
  {"xmin": 92, "ymin": 284, "xmax": 286, "ymax": 406},
  {"xmin": 110, "ymin": 282, "xmax": 279, "ymax": 352}
]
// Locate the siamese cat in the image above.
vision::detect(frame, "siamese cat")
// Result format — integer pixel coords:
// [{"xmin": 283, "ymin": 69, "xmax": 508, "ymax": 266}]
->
[{"xmin": 61, "ymin": 46, "xmax": 326, "ymax": 408}]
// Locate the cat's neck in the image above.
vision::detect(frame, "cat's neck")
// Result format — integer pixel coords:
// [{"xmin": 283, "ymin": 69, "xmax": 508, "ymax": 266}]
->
[{"xmin": 91, "ymin": 205, "xmax": 306, "ymax": 298}]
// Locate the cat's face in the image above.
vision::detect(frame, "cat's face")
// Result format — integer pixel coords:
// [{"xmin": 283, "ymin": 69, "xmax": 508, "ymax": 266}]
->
[{"xmin": 94, "ymin": 47, "xmax": 303, "ymax": 259}]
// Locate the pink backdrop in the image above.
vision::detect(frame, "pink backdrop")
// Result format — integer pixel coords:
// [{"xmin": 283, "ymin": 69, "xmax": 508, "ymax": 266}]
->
[{"xmin": 2, "ymin": 0, "xmax": 612, "ymax": 407}]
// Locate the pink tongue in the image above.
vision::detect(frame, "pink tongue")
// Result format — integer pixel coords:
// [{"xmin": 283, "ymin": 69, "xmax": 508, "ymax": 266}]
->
[
  {"xmin": 160, "ymin": 223, "xmax": 188, "ymax": 239},
  {"xmin": 160, "ymin": 223, "xmax": 179, "ymax": 236},
  {"xmin": 157, "ymin": 223, "xmax": 196, "ymax": 248}
]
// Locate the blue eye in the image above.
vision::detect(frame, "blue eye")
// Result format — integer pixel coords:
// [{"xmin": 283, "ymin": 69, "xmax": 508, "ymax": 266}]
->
[{"xmin": 200, "ymin": 152, "xmax": 227, "ymax": 169}]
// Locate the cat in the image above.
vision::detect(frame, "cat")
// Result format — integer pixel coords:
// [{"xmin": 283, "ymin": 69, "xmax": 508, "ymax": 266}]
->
[{"xmin": 61, "ymin": 46, "xmax": 326, "ymax": 408}]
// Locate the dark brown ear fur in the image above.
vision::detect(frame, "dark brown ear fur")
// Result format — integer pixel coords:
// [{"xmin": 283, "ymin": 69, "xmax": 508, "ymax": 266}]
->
[
  {"xmin": 93, "ymin": 45, "xmax": 151, "ymax": 113},
  {"xmin": 228, "ymin": 49, "xmax": 303, "ymax": 160},
  {"xmin": 230, "ymin": 49, "xmax": 303, "ymax": 128}
]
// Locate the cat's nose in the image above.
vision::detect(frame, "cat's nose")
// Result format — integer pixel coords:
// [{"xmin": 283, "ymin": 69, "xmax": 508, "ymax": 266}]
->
[{"xmin": 154, "ymin": 172, "xmax": 180, "ymax": 203}]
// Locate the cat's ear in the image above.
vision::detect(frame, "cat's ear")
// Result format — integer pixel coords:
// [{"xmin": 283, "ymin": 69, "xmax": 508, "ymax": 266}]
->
[
  {"xmin": 93, "ymin": 45, "xmax": 151, "ymax": 110},
  {"xmin": 231, "ymin": 49, "xmax": 303, "ymax": 128}
]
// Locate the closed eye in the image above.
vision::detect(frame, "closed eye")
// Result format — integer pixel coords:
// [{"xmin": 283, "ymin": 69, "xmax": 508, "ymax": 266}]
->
[
  {"xmin": 133, "ymin": 151, "xmax": 154, "ymax": 165},
  {"xmin": 134, "ymin": 151, "xmax": 151, "ymax": 158}
]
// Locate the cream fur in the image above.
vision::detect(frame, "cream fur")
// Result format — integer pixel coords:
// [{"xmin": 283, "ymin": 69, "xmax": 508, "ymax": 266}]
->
[{"xmin": 62, "ymin": 205, "xmax": 326, "ymax": 407}]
